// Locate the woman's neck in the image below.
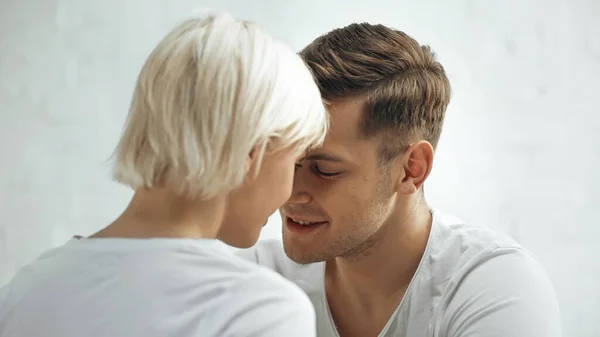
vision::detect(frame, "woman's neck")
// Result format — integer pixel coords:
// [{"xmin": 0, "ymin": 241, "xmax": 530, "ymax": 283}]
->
[{"xmin": 91, "ymin": 188, "xmax": 226, "ymax": 239}]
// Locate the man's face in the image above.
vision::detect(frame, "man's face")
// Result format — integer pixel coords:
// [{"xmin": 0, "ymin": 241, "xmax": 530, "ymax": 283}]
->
[{"xmin": 280, "ymin": 97, "xmax": 397, "ymax": 264}]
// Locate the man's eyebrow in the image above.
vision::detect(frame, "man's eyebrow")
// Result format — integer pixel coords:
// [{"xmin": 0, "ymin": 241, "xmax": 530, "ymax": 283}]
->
[{"xmin": 303, "ymin": 153, "xmax": 345, "ymax": 163}]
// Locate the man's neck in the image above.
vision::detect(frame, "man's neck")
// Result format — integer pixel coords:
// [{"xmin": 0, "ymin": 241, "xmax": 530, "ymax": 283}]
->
[{"xmin": 324, "ymin": 203, "xmax": 433, "ymax": 335}]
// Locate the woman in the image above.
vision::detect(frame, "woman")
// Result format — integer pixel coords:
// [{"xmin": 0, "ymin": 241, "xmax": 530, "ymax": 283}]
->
[{"xmin": 0, "ymin": 12, "xmax": 328, "ymax": 337}]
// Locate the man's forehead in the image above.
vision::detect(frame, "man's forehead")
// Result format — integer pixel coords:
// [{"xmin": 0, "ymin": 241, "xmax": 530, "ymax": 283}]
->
[
  {"xmin": 304, "ymin": 134, "xmax": 353, "ymax": 163},
  {"xmin": 325, "ymin": 97, "xmax": 365, "ymax": 142},
  {"xmin": 305, "ymin": 98, "xmax": 373, "ymax": 164}
]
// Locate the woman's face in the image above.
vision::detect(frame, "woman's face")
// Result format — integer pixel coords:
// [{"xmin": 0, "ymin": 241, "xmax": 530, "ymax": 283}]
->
[{"xmin": 218, "ymin": 146, "xmax": 302, "ymax": 248}]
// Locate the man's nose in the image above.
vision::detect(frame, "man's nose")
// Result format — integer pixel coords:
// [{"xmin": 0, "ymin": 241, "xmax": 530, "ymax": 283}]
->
[{"xmin": 287, "ymin": 170, "xmax": 312, "ymax": 205}]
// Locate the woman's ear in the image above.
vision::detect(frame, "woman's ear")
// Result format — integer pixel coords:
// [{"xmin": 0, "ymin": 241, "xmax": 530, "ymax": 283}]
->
[
  {"xmin": 245, "ymin": 146, "xmax": 257, "ymax": 175},
  {"xmin": 244, "ymin": 142, "xmax": 266, "ymax": 180}
]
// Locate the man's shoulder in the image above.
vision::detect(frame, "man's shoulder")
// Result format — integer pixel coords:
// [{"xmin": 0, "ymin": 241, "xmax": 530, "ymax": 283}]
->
[
  {"xmin": 430, "ymin": 211, "xmax": 523, "ymax": 265},
  {"xmin": 236, "ymin": 239, "xmax": 287, "ymax": 266},
  {"xmin": 427, "ymin": 210, "xmax": 551, "ymax": 299},
  {"xmin": 433, "ymin": 239, "xmax": 560, "ymax": 336},
  {"xmin": 423, "ymin": 211, "xmax": 537, "ymax": 297},
  {"xmin": 228, "ymin": 266, "xmax": 311, "ymax": 305},
  {"xmin": 235, "ymin": 240, "xmax": 324, "ymax": 292},
  {"xmin": 416, "ymin": 212, "xmax": 560, "ymax": 335}
]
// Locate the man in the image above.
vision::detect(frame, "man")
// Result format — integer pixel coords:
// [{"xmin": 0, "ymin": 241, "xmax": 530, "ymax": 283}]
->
[{"xmin": 238, "ymin": 23, "xmax": 561, "ymax": 337}]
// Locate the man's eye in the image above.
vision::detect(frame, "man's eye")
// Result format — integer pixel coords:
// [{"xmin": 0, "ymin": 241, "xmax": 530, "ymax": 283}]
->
[{"xmin": 314, "ymin": 164, "xmax": 340, "ymax": 177}]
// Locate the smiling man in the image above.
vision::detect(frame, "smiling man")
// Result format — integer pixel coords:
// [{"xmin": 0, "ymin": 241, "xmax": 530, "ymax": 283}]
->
[{"xmin": 238, "ymin": 23, "xmax": 561, "ymax": 337}]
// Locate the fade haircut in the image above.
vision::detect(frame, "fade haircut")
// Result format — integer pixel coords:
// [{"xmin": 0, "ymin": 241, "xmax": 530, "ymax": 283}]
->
[
  {"xmin": 112, "ymin": 12, "xmax": 328, "ymax": 199},
  {"xmin": 300, "ymin": 23, "xmax": 451, "ymax": 163}
]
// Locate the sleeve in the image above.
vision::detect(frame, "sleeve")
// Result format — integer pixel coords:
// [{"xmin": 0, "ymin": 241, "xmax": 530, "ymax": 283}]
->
[
  {"xmin": 440, "ymin": 249, "xmax": 562, "ymax": 337},
  {"xmin": 215, "ymin": 271, "xmax": 316, "ymax": 337}
]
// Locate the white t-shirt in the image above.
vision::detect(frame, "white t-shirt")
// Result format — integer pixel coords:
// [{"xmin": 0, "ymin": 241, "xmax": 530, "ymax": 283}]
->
[
  {"xmin": 237, "ymin": 211, "xmax": 562, "ymax": 337},
  {"xmin": 0, "ymin": 238, "xmax": 316, "ymax": 337}
]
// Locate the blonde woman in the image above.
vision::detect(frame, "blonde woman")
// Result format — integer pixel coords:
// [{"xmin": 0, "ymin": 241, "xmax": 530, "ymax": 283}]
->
[{"xmin": 0, "ymin": 12, "xmax": 328, "ymax": 337}]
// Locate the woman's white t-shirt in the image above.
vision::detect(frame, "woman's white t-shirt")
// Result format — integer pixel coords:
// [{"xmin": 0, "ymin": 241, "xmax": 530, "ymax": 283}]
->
[{"xmin": 0, "ymin": 238, "xmax": 316, "ymax": 337}]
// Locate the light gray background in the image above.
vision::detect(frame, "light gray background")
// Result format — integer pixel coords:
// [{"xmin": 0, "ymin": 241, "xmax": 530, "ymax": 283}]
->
[{"xmin": 1, "ymin": 0, "xmax": 598, "ymax": 336}]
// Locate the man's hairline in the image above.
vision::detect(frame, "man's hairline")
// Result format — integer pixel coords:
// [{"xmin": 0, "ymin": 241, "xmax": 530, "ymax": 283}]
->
[{"xmin": 321, "ymin": 93, "xmax": 414, "ymax": 168}]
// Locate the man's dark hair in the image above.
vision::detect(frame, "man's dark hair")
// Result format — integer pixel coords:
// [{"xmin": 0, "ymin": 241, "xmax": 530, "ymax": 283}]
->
[{"xmin": 300, "ymin": 23, "xmax": 451, "ymax": 163}]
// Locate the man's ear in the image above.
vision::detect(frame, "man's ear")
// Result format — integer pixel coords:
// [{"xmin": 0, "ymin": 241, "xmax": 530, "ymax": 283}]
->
[{"xmin": 394, "ymin": 141, "xmax": 434, "ymax": 195}]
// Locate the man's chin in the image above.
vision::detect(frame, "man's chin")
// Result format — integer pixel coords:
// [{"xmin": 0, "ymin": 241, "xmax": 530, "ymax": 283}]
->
[{"xmin": 282, "ymin": 241, "xmax": 327, "ymax": 265}]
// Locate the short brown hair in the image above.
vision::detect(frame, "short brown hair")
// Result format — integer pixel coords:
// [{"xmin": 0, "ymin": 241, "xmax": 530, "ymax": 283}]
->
[{"xmin": 300, "ymin": 23, "xmax": 451, "ymax": 162}]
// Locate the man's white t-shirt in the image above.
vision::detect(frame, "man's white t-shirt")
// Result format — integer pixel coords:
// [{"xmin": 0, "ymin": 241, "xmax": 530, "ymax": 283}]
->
[
  {"xmin": 237, "ymin": 211, "xmax": 562, "ymax": 337},
  {"xmin": 0, "ymin": 238, "xmax": 316, "ymax": 337}
]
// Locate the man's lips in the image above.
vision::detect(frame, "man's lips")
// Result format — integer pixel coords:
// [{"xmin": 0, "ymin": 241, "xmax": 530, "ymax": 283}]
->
[
  {"xmin": 282, "ymin": 211, "xmax": 327, "ymax": 224},
  {"xmin": 284, "ymin": 216, "xmax": 329, "ymax": 233}
]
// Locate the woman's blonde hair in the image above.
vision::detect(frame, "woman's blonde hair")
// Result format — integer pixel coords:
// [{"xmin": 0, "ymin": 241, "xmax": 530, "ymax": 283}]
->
[{"xmin": 112, "ymin": 12, "xmax": 328, "ymax": 199}]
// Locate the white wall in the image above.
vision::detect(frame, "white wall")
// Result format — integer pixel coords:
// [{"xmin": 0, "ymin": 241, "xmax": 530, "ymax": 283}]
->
[{"xmin": 0, "ymin": 0, "xmax": 598, "ymax": 335}]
